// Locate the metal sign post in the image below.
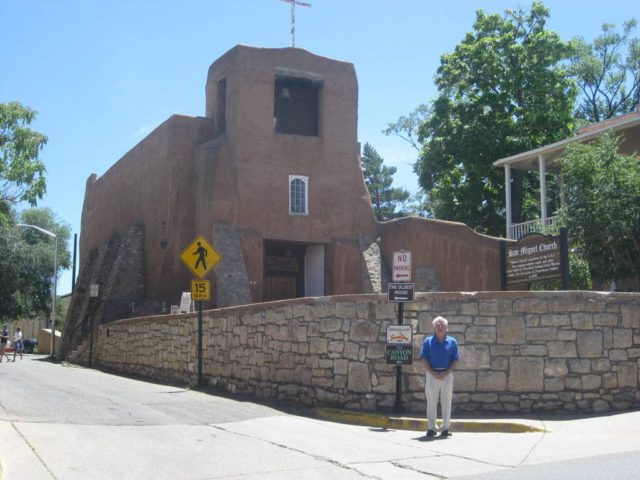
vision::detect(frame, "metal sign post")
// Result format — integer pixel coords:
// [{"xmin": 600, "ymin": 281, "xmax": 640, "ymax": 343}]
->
[
  {"xmin": 88, "ymin": 284, "xmax": 99, "ymax": 367},
  {"xmin": 180, "ymin": 235, "xmax": 222, "ymax": 388},
  {"xmin": 387, "ymin": 251, "xmax": 414, "ymax": 413}
]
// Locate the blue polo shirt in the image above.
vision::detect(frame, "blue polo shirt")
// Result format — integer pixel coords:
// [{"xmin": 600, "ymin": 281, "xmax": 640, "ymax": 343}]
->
[{"xmin": 420, "ymin": 335, "xmax": 459, "ymax": 370}]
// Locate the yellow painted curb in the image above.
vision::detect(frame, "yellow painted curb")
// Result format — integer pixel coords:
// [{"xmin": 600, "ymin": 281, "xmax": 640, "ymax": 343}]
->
[{"xmin": 313, "ymin": 407, "xmax": 547, "ymax": 433}]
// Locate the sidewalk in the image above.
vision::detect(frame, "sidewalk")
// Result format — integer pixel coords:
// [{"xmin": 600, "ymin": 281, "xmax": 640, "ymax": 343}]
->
[{"xmin": 312, "ymin": 407, "xmax": 548, "ymax": 434}]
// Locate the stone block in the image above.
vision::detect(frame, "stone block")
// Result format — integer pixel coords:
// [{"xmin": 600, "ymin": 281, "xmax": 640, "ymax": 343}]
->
[
  {"xmin": 466, "ymin": 326, "xmax": 496, "ymax": 343},
  {"xmin": 328, "ymin": 340, "xmax": 344, "ymax": 353},
  {"xmin": 474, "ymin": 317, "xmax": 496, "ymax": 326},
  {"xmin": 366, "ymin": 342, "xmax": 385, "ymax": 360},
  {"xmin": 509, "ymin": 357, "xmax": 544, "ymax": 392},
  {"xmin": 350, "ymin": 320, "xmax": 380, "ymax": 342},
  {"xmin": 628, "ymin": 348, "xmax": 640, "ymax": 359},
  {"xmin": 458, "ymin": 344, "xmax": 491, "ymax": 369},
  {"xmin": 620, "ymin": 304, "xmax": 640, "ymax": 328},
  {"xmin": 609, "ymin": 349, "xmax": 628, "ymax": 361},
  {"xmin": 541, "ymin": 314, "xmax": 571, "ymax": 327},
  {"xmin": 581, "ymin": 375, "xmax": 601, "ymax": 390},
  {"xmin": 477, "ymin": 371, "xmax": 507, "ymax": 391},
  {"xmin": 478, "ymin": 300, "xmax": 512, "ymax": 316},
  {"xmin": 417, "ymin": 312, "xmax": 435, "ymax": 332},
  {"xmin": 617, "ymin": 362, "xmax": 638, "ymax": 388},
  {"xmin": 334, "ymin": 359, "xmax": 349, "ymax": 375},
  {"xmin": 526, "ymin": 328, "xmax": 557, "ymax": 341},
  {"xmin": 545, "ymin": 359, "xmax": 568, "ymax": 377},
  {"xmin": 453, "ymin": 371, "xmax": 476, "ymax": 391},
  {"xmin": 557, "ymin": 330, "xmax": 576, "ymax": 341},
  {"xmin": 547, "ymin": 296, "xmax": 579, "ymax": 312},
  {"xmin": 569, "ymin": 359, "xmax": 591, "ymax": 373},
  {"xmin": 319, "ymin": 318, "xmax": 343, "ymax": 333},
  {"xmin": 581, "ymin": 297, "xmax": 607, "ymax": 313},
  {"xmin": 375, "ymin": 302, "xmax": 396, "ymax": 321},
  {"xmin": 497, "ymin": 317, "xmax": 526, "ymax": 344},
  {"xmin": 603, "ymin": 327, "xmax": 613, "ymax": 349},
  {"xmin": 548, "ymin": 341, "xmax": 577, "ymax": 358},
  {"xmin": 335, "ymin": 302, "xmax": 356, "ymax": 319},
  {"xmin": 525, "ymin": 314, "xmax": 541, "ymax": 327},
  {"xmin": 372, "ymin": 374, "xmax": 396, "ymax": 393},
  {"xmin": 513, "ymin": 298, "xmax": 547, "ymax": 313},
  {"xmin": 318, "ymin": 359, "xmax": 333, "ymax": 368},
  {"xmin": 460, "ymin": 303, "xmax": 478, "ymax": 315},
  {"xmin": 565, "ymin": 376, "xmax": 582, "ymax": 389},
  {"xmin": 545, "ymin": 378, "xmax": 565, "ymax": 392},
  {"xmin": 347, "ymin": 362, "xmax": 372, "ymax": 392},
  {"xmin": 571, "ymin": 313, "xmax": 593, "ymax": 329},
  {"xmin": 593, "ymin": 313, "xmax": 619, "ymax": 327},
  {"xmin": 491, "ymin": 357, "xmax": 509, "ymax": 371},
  {"xmin": 558, "ymin": 391, "xmax": 575, "ymax": 402},
  {"xmin": 520, "ymin": 345, "xmax": 547, "ymax": 356},
  {"xmin": 344, "ymin": 342, "xmax": 360, "ymax": 360},
  {"xmin": 577, "ymin": 331, "xmax": 603, "ymax": 358},
  {"xmin": 592, "ymin": 400, "xmax": 611, "ymax": 412},
  {"xmin": 470, "ymin": 393, "xmax": 499, "ymax": 403},
  {"xmin": 613, "ymin": 328, "xmax": 633, "ymax": 348},
  {"xmin": 447, "ymin": 323, "xmax": 467, "ymax": 334},
  {"xmin": 602, "ymin": 372, "xmax": 618, "ymax": 389},
  {"xmin": 491, "ymin": 345, "xmax": 515, "ymax": 356},
  {"xmin": 309, "ymin": 337, "xmax": 328, "ymax": 354},
  {"xmin": 591, "ymin": 359, "xmax": 611, "ymax": 373}
]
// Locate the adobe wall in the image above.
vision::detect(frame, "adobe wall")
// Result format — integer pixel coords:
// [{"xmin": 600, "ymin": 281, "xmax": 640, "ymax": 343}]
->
[
  {"xmin": 380, "ymin": 217, "xmax": 506, "ymax": 292},
  {"xmin": 89, "ymin": 291, "xmax": 640, "ymax": 414},
  {"xmin": 80, "ymin": 115, "xmax": 215, "ymax": 300}
]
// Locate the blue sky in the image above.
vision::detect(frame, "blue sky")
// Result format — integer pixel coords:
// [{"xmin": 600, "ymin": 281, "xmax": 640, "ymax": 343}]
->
[{"xmin": 1, "ymin": 0, "xmax": 636, "ymax": 294}]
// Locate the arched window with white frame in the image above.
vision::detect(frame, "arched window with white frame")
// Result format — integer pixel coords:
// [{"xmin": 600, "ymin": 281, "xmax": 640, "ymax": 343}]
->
[{"xmin": 289, "ymin": 175, "xmax": 308, "ymax": 215}]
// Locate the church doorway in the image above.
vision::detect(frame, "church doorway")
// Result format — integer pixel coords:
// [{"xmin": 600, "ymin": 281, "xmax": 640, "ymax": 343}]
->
[{"xmin": 263, "ymin": 241, "xmax": 325, "ymax": 301}]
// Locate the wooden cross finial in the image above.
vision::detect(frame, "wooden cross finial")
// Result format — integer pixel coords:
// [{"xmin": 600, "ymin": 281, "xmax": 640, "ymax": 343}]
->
[{"xmin": 276, "ymin": 0, "xmax": 311, "ymax": 48}]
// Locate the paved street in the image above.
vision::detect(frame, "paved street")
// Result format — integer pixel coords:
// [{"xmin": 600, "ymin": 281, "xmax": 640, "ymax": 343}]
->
[{"xmin": 1, "ymin": 356, "xmax": 639, "ymax": 479}]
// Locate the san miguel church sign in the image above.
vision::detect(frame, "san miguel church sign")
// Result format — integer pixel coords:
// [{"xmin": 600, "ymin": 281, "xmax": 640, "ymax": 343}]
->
[{"xmin": 501, "ymin": 228, "xmax": 569, "ymax": 289}]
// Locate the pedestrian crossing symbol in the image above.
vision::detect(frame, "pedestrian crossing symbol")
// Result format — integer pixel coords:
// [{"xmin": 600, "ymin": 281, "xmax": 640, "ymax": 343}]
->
[{"xmin": 179, "ymin": 235, "xmax": 221, "ymax": 278}]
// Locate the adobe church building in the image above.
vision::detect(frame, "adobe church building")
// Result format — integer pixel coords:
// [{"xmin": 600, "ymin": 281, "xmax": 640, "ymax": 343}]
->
[{"xmin": 61, "ymin": 45, "xmax": 506, "ymax": 357}]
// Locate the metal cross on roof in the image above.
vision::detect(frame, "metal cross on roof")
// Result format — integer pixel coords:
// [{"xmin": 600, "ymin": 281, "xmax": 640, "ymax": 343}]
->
[{"xmin": 276, "ymin": 0, "xmax": 311, "ymax": 48}]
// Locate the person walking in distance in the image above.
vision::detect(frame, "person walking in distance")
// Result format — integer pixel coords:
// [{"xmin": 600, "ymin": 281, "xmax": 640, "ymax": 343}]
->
[
  {"xmin": 420, "ymin": 316, "xmax": 459, "ymax": 438},
  {"xmin": 0, "ymin": 325, "xmax": 10, "ymax": 362},
  {"xmin": 12, "ymin": 327, "xmax": 24, "ymax": 362}
]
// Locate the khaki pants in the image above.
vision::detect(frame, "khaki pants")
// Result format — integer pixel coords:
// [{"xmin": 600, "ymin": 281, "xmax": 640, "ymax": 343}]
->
[{"xmin": 425, "ymin": 371, "xmax": 454, "ymax": 431}]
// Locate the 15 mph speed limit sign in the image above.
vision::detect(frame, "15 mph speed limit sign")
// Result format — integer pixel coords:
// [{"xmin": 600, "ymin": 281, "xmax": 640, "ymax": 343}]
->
[{"xmin": 392, "ymin": 250, "xmax": 412, "ymax": 282}]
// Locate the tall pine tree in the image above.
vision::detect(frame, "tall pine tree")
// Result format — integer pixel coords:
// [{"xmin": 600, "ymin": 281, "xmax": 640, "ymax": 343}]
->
[{"xmin": 361, "ymin": 142, "xmax": 410, "ymax": 221}]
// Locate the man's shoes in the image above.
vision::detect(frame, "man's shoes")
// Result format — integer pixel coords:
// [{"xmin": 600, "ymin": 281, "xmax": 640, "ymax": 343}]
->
[
  {"xmin": 440, "ymin": 429, "xmax": 450, "ymax": 437},
  {"xmin": 426, "ymin": 429, "xmax": 436, "ymax": 437}
]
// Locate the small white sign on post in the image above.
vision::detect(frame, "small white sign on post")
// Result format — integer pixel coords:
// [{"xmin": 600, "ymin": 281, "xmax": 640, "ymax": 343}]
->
[
  {"xmin": 179, "ymin": 292, "xmax": 194, "ymax": 313},
  {"xmin": 392, "ymin": 250, "xmax": 412, "ymax": 282}
]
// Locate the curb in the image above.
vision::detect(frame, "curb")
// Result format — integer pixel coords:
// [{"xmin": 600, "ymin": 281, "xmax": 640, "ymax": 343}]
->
[{"xmin": 312, "ymin": 407, "xmax": 548, "ymax": 434}]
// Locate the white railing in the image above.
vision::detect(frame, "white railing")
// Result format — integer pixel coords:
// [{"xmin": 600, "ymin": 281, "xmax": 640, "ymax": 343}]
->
[{"xmin": 509, "ymin": 216, "xmax": 558, "ymax": 240}]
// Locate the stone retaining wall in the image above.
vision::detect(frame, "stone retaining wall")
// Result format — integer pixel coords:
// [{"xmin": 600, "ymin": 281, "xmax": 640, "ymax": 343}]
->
[{"xmin": 91, "ymin": 291, "xmax": 640, "ymax": 414}]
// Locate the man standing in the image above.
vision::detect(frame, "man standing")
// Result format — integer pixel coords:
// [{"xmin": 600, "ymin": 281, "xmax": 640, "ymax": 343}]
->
[{"xmin": 420, "ymin": 316, "xmax": 459, "ymax": 438}]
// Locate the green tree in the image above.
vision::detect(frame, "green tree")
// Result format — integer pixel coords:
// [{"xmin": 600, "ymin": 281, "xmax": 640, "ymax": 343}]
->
[
  {"xmin": 408, "ymin": 2, "xmax": 576, "ymax": 235},
  {"xmin": 0, "ymin": 102, "xmax": 48, "ymax": 225},
  {"xmin": 560, "ymin": 133, "xmax": 640, "ymax": 285},
  {"xmin": 0, "ymin": 208, "xmax": 71, "ymax": 323},
  {"xmin": 571, "ymin": 19, "xmax": 640, "ymax": 123},
  {"xmin": 360, "ymin": 142, "xmax": 410, "ymax": 221}
]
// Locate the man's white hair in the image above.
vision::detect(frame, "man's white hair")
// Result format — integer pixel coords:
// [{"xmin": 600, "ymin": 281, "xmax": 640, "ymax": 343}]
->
[{"xmin": 432, "ymin": 316, "xmax": 448, "ymax": 327}]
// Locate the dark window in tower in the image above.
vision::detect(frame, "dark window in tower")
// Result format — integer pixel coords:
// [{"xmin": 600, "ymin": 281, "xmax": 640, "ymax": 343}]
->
[
  {"xmin": 274, "ymin": 76, "xmax": 320, "ymax": 136},
  {"xmin": 216, "ymin": 78, "xmax": 226, "ymax": 136}
]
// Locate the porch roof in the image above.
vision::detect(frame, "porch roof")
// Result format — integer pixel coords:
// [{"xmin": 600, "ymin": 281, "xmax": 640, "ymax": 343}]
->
[{"xmin": 492, "ymin": 108, "xmax": 640, "ymax": 173}]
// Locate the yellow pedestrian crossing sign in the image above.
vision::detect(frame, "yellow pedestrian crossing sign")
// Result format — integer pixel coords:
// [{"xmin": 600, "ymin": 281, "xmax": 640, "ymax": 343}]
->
[{"xmin": 180, "ymin": 235, "xmax": 221, "ymax": 278}]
